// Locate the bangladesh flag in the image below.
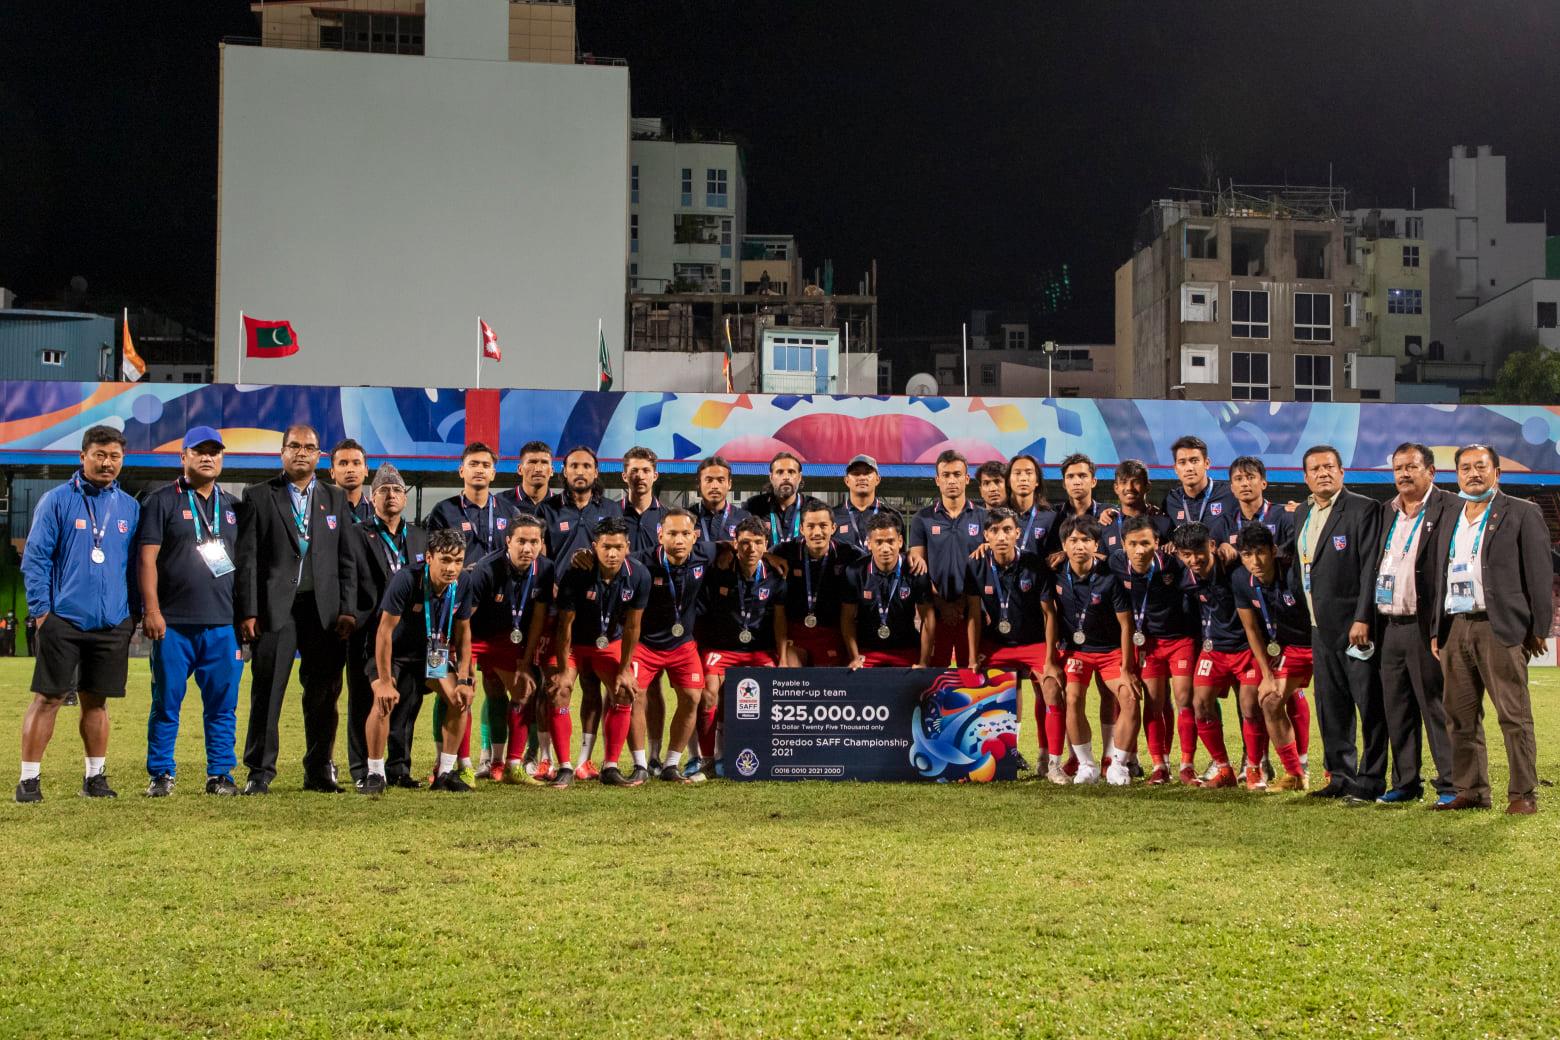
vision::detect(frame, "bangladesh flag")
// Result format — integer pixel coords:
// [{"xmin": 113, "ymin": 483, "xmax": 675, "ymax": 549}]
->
[
  {"xmin": 597, "ymin": 326, "xmax": 613, "ymax": 391},
  {"xmin": 243, "ymin": 314, "xmax": 301, "ymax": 359}
]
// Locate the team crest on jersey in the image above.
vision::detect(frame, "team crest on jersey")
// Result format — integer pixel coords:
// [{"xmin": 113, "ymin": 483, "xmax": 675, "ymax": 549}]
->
[
  {"xmin": 726, "ymin": 525, "xmax": 737, "ymax": 537},
  {"xmin": 1210, "ymin": 503, "xmax": 1223, "ymax": 516},
  {"xmin": 620, "ymin": 586, "xmax": 634, "ymax": 601},
  {"xmin": 693, "ymin": 566, "xmax": 704, "ymax": 579},
  {"xmin": 757, "ymin": 587, "xmax": 771, "ymax": 600},
  {"xmin": 1019, "ymin": 574, "xmax": 1034, "ymax": 592},
  {"xmin": 1333, "ymin": 535, "xmax": 1348, "ymax": 551},
  {"xmin": 899, "ymin": 585, "xmax": 911, "ymax": 599},
  {"xmin": 496, "ymin": 518, "xmax": 507, "ymax": 530},
  {"xmin": 967, "ymin": 523, "xmax": 979, "ymax": 536},
  {"xmin": 325, "ymin": 515, "xmax": 337, "ymax": 530},
  {"xmin": 226, "ymin": 511, "xmax": 237, "ymax": 524},
  {"xmin": 1283, "ymin": 592, "xmax": 1295, "ymax": 606}
]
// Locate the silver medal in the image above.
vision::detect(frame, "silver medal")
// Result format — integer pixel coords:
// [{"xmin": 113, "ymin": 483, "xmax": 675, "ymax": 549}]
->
[
  {"xmin": 738, "ymin": 629, "xmax": 754, "ymax": 644},
  {"xmin": 1202, "ymin": 639, "xmax": 1214, "ymax": 653},
  {"xmin": 997, "ymin": 619, "xmax": 1012, "ymax": 635},
  {"xmin": 1266, "ymin": 641, "xmax": 1281, "ymax": 658},
  {"xmin": 1132, "ymin": 631, "xmax": 1146, "ymax": 647},
  {"xmin": 509, "ymin": 629, "xmax": 523, "ymax": 645},
  {"xmin": 594, "ymin": 635, "xmax": 610, "ymax": 650},
  {"xmin": 803, "ymin": 614, "xmax": 818, "ymax": 628},
  {"xmin": 1072, "ymin": 631, "xmax": 1086, "ymax": 645},
  {"xmin": 672, "ymin": 623, "xmax": 685, "ymax": 638},
  {"xmin": 90, "ymin": 547, "xmax": 106, "ymax": 564},
  {"xmin": 876, "ymin": 624, "xmax": 892, "ymax": 640}
]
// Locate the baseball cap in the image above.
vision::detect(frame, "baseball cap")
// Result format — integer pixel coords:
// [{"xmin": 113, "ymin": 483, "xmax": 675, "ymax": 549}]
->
[
  {"xmin": 182, "ymin": 425, "xmax": 225, "ymax": 450},
  {"xmin": 846, "ymin": 454, "xmax": 878, "ymax": 471}
]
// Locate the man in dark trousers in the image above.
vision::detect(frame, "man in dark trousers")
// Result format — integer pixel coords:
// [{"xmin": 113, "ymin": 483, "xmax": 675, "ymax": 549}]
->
[
  {"xmin": 237, "ymin": 423, "xmax": 358, "ymax": 795},
  {"xmin": 345, "ymin": 463, "xmax": 427, "ymax": 789},
  {"xmin": 1291, "ymin": 444, "xmax": 1385, "ymax": 803},
  {"xmin": 1371, "ymin": 442, "xmax": 1458, "ymax": 806},
  {"xmin": 1427, "ymin": 444, "xmax": 1553, "ymax": 815}
]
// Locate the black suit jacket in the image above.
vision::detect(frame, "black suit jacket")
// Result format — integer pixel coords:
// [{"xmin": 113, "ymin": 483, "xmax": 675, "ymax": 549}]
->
[
  {"xmin": 1370, "ymin": 485, "xmax": 1458, "ymax": 641},
  {"xmin": 1290, "ymin": 488, "xmax": 1382, "ymax": 651},
  {"xmin": 1427, "ymin": 491, "xmax": 1555, "ymax": 648},
  {"xmin": 237, "ymin": 475, "xmax": 358, "ymax": 631},
  {"xmin": 349, "ymin": 519, "xmax": 428, "ymax": 628}
]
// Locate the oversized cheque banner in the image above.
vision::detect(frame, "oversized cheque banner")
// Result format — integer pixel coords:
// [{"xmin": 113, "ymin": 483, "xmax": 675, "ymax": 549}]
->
[{"xmin": 722, "ymin": 668, "xmax": 1021, "ymax": 781}]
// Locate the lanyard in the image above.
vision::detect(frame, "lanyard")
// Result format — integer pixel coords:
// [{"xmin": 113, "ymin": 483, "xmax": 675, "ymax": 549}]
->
[
  {"xmin": 510, "ymin": 559, "xmax": 537, "ymax": 631},
  {"xmin": 1382, "ymin": 507, "xmax": 1426, "ymax": 570},
  {"xmin": 1447, "ymin": 502, "xmax": 1492, "ymax": 566},
  {"xmin": 737, "ymin": 561, "xmax": 765, "ymax": 631},
  {"xmin": 847, "ymin": 502, "xmax": 879, "ymax": 544},
  {"xmin": 375, "ymin": 520, "xmax": 407, "ymax": 573},
  {"xmin": 1246, "ymin": 500, "xmax": 1271, "ymax": 526},
  {"xmin": 873, "ymin": 558, "xmax": 903, "ymax": 630},
  {"xmin": 802, "ymin": 545, "xmax": 829, "ymax": 612},
  {"xmin": 75, "ymin": 476, "xmax": 116, "ymax": 553},
  {"xmin": 1298, "ymin": 501, "xmax": 1327, "ymax": 565},
  {"xmin": 1063, "ymin": 565, "xmax": 1092, "ymax": 635},
  {"xmin": 659, "ymin": 549, "xmax": 686, "ymax": 619},
  {"xmin": 461, "ymin": 494, "xmax": 495, "ymax": 551},
  {"xmin": 1249, "ymin": 572, "xmax": 1278, "ymax": 640},
  {"xmin": 1183, "ymin": 483, "xmax": 1213, "ymax": 524},
  {"xmin": 1019, "ymin": 507, "xmax": 1040, "ymax": 551},
  {"xmin": 290, "ymin": 480, "xmax": 313, "ymax": 547},
  {"xmin": 423, "ymin": 569, "xmax": 456, "ymax": 647},
  {"xmin": 702, "ymin": 502, "xmax": 731, "ymax": 541},
  {"xmin": 182, "ymin": 480, "xmax": 220, "ymax": 543},
  {"xmin": 1129, "ymin": 554, "xmax": 1158, "ymax": 632},
  {"xmin": 987, "ymin": 558, "xmax": 1015, "ymax": 623},
  {"xmin": 770, "ymin": 505, "xmax": 800, "ymax": 545},
  {"xmin": 595, "ymin": 561, "xmax": 629, "ymax": 636}
]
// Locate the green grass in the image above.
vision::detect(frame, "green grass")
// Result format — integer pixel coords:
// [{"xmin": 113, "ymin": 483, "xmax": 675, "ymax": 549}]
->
[{"xmin": 2, "ymin": 660, "xmax": 1558, "ymax": 1039}]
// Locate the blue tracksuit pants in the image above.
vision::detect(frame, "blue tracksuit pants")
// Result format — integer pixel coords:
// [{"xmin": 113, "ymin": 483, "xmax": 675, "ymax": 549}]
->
[{"xmin": 147, "ymin": 624, "xmax": 243, "ymax": 778}]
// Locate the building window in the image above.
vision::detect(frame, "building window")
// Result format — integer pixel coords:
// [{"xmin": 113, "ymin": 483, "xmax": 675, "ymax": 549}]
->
[
  {"xmin": 1293, "ymin": 231, "xmax": 1331, "ymax": 279},
  {"xmin": 1230, "ymin": 351, "xmax": 1269, "ymax": 401},
  {"xmin": 1184, "ymin": 225, "xmax": 1217, "ymax": 260},
  {"xmin": 720, "ymin": 219, "xmax": 733, "ymax": 259},
  {"xmin": 1537, "ymin": 301, "xmax": 1558, "ymax": 329},
  {"xmin": 1428, "ymin": 341, "xmax": 1445, "ymax": 361},
  {"xmin": 1402, "ymin": 244, "xmax": 1420, "ymax": 268},
  {"xmin": 1294, "ymin": 354, "xmax": 1333, "ymax": 402},
  {"xmin": 630, "ymin": 214, "xmax": 638, "ymax": 254},
  {"xmin": 1231, "ymin": 228, "xmax": 1269, "ymax": 276},
  {"xmin": 1005, "ymin": 327, "xmax": 1028, "ymax": 350},
  {"xmin": 706, "ymin": 169, "xmax": 728, "ymax": 208},
  {"xmin": 334, "ymin": 12, "xmax": 423, "ymax": 54},
  {"xmin": 1293, "ymin": 292, "xmax": 1332, "ymax": 342},
  {"xmin": 680, "ymin": 169, "xmax": 692, "ymax": 207},
  {"xmin": 1405, "ymin": 216, "xmax": 1423, "ymax": 238},
  {"xmin": 40, "ymin": 349, "xmax": 65, "ymax": 366},
  {"xmin": 182, "ymin": 372, "xmax": 203, "ymax": 384},
  {"xmin": 1181, "ymin": 284, "xmax": 1217, "ymax": 323},
  {"xmin": 1058, "ymin": 386, "xmax": 1081, "ymax": 397},
  {"xmin": 1344, "ymin": 290, "xmax": 1361, "ymax": 328},
  {"xmin": 1387, "ymin": 288, "xmax": 1423, "ymax": 315},
  {"xmin": 1180, "ymin": 345, "xmax": 1218, "ymax": 384},
  {"xmin": 981, "ymin": 364, "xmax": 997, "ymax": 384},
  {"xmin": 878, "ymin": 360, "xmax": 892, "ymax": 393},
  {"xmin": 1231, "ymin": 289, "xmax": 1270, "ymax": 338},
  {"xmin": 720, "ymin": 267, "xmax": 732, "ymax": 293},
  {"xmin": 631, "ymin": 164, "xmax": 639, "ymax": 205}
]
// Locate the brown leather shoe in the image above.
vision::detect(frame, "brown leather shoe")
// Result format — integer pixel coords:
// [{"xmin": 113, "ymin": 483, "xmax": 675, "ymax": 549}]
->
[
  {"xmin": 1506, "ymin": 796, "xmax": 1538, "ymax": 816},
  {"xmin": 1432, "ymin": 793, "xmax": 1491, "ymax": 811}
]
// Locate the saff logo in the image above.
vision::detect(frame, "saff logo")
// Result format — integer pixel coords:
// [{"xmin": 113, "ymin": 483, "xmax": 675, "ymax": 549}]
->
[
  {"xmin": 735, "ymin": 748, "xmax": 761, "ymax": 777},
  {"xmin": 735, "ymin": 678, "xmax": 761, "ymax": 719},
  {"xmin": 1333, "ymin": 535, "xmax": 1348, "ymax": 551}
]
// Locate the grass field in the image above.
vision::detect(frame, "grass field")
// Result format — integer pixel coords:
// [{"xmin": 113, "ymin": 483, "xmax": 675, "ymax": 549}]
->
[{"xmin": 2, "ymin": 659, "xmax": 1558, "ymax": 1039}]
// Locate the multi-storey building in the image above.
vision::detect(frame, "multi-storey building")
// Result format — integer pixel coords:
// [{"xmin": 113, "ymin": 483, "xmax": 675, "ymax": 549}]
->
[{"xmin": 629, "ymin": 119, "xmax": 747, "ymax": 295}]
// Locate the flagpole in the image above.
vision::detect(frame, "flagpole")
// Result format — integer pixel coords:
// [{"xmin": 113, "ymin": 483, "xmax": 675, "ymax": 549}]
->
[
  {"xmin": 122, "ymin": 307, "xmax": 129, "ymax": 382},
  {"xmin": 596, "ymin": 317, "xmax": 603, "ymax": 392},
  {"xmin": 475, "ymin": 315, "xmax": 482, "ymax": 390},
  {"xmin": 843, "ymin": 320, "xmax": 850, "ymax": 394},
  {"xmin": 237, "ymin": 309, "xmax": 245, "ymax": 386}
]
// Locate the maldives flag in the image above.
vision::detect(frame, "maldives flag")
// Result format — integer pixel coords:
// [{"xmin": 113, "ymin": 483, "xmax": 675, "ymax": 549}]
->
[
  {"xmin": 243, "ymin": 314, "xmax": 300, "ymax": 358},
  {"xmin": 479, "ymin": 317, "xmax": 502, "ymax": 362}
]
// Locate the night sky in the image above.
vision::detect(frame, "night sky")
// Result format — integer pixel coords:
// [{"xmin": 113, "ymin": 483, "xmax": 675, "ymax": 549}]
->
[{"xmin": 3, "ymin": 1, "xmax": 1558, "ymax": 340}]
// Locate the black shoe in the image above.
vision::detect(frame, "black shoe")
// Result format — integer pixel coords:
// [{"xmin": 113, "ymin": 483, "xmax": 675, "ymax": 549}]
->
[
  {"xmin": 649, "ymin": 756, "xmax": 662, "ymax": 773},
  {"xmin": 600, "ymin": 764, "xmax": 629, "ymax": 786},
  {"xmin": 389, "ymin": 774, "xmax": 424, "ymax": 789},
  {"xmin": 624, "ymin": 765, "xmax": 650, "ymax": 787},
  {"xmin": 14, "ymin": 777, "xmax": 42, "ymax": 804},
  {"xmin": 550, "ymin": 766, "xmax": 575, "ymax": 789},
  {"xmin": 658, "ymin": 763, "xmax": 691, "ymax": 783},
  {"xmin": 241, "ymin": 778, "xmax": 271, "ymax": 796},
  {"xmin": 303, "ymin": 776, "xmax": 345, "ymax": 794},
  {"xmin": 1341, "ymin": 795, "xmax": 1375, "ymax": 807},
  {"xmin": 359, "ymin": 774, "xmax": 387, "ymax": 796},
  {"xmin": 81, "ymin": 773, "xmax": 117, "ymax": 798},
  {"xmin": 433, "ymin": 770, "xmax": 472, "ymax": 792},
  {"xmin": 145, "ymin": 773, "xmax": 176, "ymax": 798},
  {"xmin": 1128, "ymin": 758, "xmax": 1145, "ymax": 779},
  {"xmin": 1015, "ymin": 752, "xmax": 1033, "ymax": 772},
  {"xmin": 205, "ymin": 775, "xmax": 239, "ymax": 796},
  {"xmin": 1307, "ymin": 780, "xmax": 1348, "ymax": 799}
]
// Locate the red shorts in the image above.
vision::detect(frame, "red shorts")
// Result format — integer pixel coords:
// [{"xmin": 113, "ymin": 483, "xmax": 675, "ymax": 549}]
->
[
  {"xmin": 1063, "ymin": 649, "xmax": 1124, "ymax": 685},
  {"xmin": 703, "ymin": 647, "xmax": 777, "ymax": 680},
  {"xmin": 789, "ymin": 625, "xmax": 844, "ymax": 665},
  {"xmin": 1138, "ymin": 635, "xmax": 1195, "ymax": 680},
  {"xmin": 1194, "ymin": 648, "xmax": 1255, "ymax": 691},
  {"xmin": 931, "ymin": 599, "xmax": 972, "ymax": 667},
  {"xmin": 535, "ymin": 632, "xmax": 556, "ymax": 669},
  {"xmin": 630, "ymin": 642, "xmax": 704, "ymax": 690},
  {"xmin": 1271, "ymin": 645, "xmax": 1314, "ymax": 686},
  {"xmin": 981, "ymin": 643, "xmax": 1051, "ymax": 679},
  {"xmin": 471, "ymin": 637, "xmax": 523, "ymax": 672},
  {"xmin": 569, "ymin": 641, "xmax": 623, "ymax": 684},
  {"xmin": 861, "ymin": 648, "xmax": 919, "ymax": 667}
]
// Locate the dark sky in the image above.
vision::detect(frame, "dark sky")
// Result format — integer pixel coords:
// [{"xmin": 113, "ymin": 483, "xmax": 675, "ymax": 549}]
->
[{"xmin": 3, "ymin": 1, "xmax": 1558, "ymax": 340}]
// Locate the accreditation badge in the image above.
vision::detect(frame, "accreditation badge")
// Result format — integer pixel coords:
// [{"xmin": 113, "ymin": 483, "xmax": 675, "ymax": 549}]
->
[{"xmin": 197, "ymin": 539, "xmax": 236, "ymax": 578}]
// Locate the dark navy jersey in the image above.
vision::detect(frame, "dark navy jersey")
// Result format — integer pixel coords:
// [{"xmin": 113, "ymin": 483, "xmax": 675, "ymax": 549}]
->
[
  {"xmin": 842, "ymin": 556, "xmax": 932, "ymax": 652},
  {"xmin": 743, "ymin": 491, "xmax": 823, "ymax": 549},
  {"xmin": 832, "ymin": 500, "xmax": 905, "ymax": 551},
  {"xmin": 556, "ymin": 559, "xmax": 649, "ymax": 645},
  {"xmin": 1182, "ymin": 559, "xmax": 1247, "ymax": 653},
  {"xmin": 909, "ymin": 499, "xmax": 988, "ymax": 600},
  {"xmin": 774, "ymin": 540, "xmax": 865, "ymax": 627},
  {"xmin": 1042, "ymin": 500, "xmax": 1109, "ymax": 556},
  {"xmin": 1099, "ymin": 509, "xmax": 1176, "ymax": 554},
  {"xmin": 1011, "ymin": 504, "xmax": 1059, "ymax": 558},
  {"xmin": 463, "ymin": 551, "xmax": 555, "ymax": 643},
  {"xmin": 621, "ymin": 498, "xmax": 666, "ymax": 556},
  {"xmin": 1209, "ymin": 501, "xmax": 1298, "ymax": 556},
  {"xmin": 1162, "ymin": 479, "xmax": 1240, "ymax": 530},
  {"xmin": 1108, "ymin": 549, "xmax": 1196, "ymax": 640},
  {"xmin": 1231, "ymin": 562, "xmax": 1311, "ymax": 648},
  {"xmin": 966, "ymin": 553, "xmax": 1053, "ymax": 648},
  {"xmin": 1051, "ymin": 560, "xmax": 1131, "ymax": 653},
  {"xmin": 379, "ymin": 566, "xmax": 474, "ymax": 663},
  {"xmin": 542, "ymin": 493, "xmax": 623, "ymax": 563},
  {"xmin": 692, "ymin": 500, "xmax": 753, "ymax": 547},
  {"xmin": 635, "ymin": 543, "xmax": 713, "ymax": 650},
  {"xmin": 425, "ymin": 492, "xmax": 520, "ymax": 559},
  {"xmin": 507, "ymin": 487, "xmax": 553, "ymax": 521},
  {"xmin": 697, "ymin": 561, "xmax": 785, "ymax": 652},
  {"xmin": 344, "ymin": 495, "xmax": 374, "ymax": 525},
  {"xmin": 136, "ymin": 478, "xmax": 242, "ymax": 627}
]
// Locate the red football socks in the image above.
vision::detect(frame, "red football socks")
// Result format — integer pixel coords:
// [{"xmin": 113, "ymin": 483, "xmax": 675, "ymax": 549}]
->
[
  {"xmin": 1177, "ymin": 708, "xmax": 1197, "ymax": 765},
  {"xmin": 602, "ymin": 703, "xmax": 632, "ymax": 766},
  {"xmin": 548, "ymin": 706, "xmax": 574, "ymax": 767},
  {"xmin": 697, "ymin": 708, "xmax": 718, "ymax": 758},
  {"xmin": 1043, "ymin": 704, "xmax": 1066, "ymax": 757},
  {"xmin": 1276, "ymin": 740, "xmax": 1303, "ymax": 776},
  {"xmin": 506, "ymin": 705, "xmax": 528, "ymax": 762},
  {"xmin": 1196, "ymin": 718, "xmax": 1229, "ymax": 765},
  {"xmin": 459, "ymin": 714, "xmax": 471, "ymax": 759},
  {"xmin": 1240, "ymin": 717, "xmax": 1268, "ymax": 766},
  {"xmin": 1287, "ymin": 693, "xmax": 1311, "ymax": 756},
  {"xmin": 1144, "ymin": 711, "xmax": 1169, "ymax": 760}
]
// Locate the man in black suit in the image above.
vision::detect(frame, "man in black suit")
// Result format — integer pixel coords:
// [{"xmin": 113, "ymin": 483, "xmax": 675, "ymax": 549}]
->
[
  {"xmin": 1427, "ymin": 444, "xmax": 1553, "ymax": 815},
  {"xmin": 1371, "ymin": 442, "xmax": 1459, "ymax": 806},
  {"xmin": 236, "ymin": 423, "xmax": 358, "ymax": 794},
  {"xmin": 1291, "ymin": 444, "xmax": 1385, "ymax": 802},
  {"xmin": 345, "ymin": 463, "xmax": 428, "ymax": 789}
]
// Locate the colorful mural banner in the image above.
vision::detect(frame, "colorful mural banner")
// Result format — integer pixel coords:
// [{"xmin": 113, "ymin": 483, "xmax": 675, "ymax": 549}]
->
[{"xmin": 2, "ymin": 381, "xmax": 1559, "ymax": 483}]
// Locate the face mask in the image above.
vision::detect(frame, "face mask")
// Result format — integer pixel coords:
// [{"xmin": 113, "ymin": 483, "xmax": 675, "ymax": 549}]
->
[{"xmin": 1458, "ymin": 487, "xmax": 1495, "ymax": 502}]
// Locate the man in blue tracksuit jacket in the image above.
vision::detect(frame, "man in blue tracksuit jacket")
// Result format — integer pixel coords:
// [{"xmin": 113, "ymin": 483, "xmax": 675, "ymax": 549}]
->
[
  {"xmin": 16, "ymin": 425, "xmax": 140, "ymax": 803},
  {"xmin": 136, "ymin": 426, "xmax": 246, "ymax": 798}
]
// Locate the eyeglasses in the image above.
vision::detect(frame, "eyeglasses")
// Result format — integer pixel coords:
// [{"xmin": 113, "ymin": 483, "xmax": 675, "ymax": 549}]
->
[
  {"xmin": 284, "ymin": 442, "xmax": 321, "ymax": 455},
  {"xmin": 374, "ymin": 486, "xmax": 408, "ymax": 496}
]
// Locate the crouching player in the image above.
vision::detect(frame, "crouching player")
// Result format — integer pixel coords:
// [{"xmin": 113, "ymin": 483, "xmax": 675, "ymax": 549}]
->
[
  {"xmin": 1233, "ymin": 524, "xmax": 1312, "ymax": 791},
  {"xmin": 697, "ymin": 517, "xmax": 787, "ymax": 776},
  {"xmin": 462, "ymin": 515, "xmax": 559, "ymax": 785},
  {"xmin": 551, "ymin": 518, "xmax": 651, "ymax": 787},
  {"xmin": 1050, "ymin": 514, "xmax": 1140, "ymax": 785},
  {"xmin": 1172, "ymin": 522, "xmax": 1242, "ymax": 789},
  {"xmin": 963, "ymin": 508, "xmax": 1064, "ymax": 778},
  {"xmin": 1110, "ymin": 515, "xmax": 1197, "ymax": 785},
  {"xmin": 367, "ymin": 529, "xmax": 475, "ymax": 793},
  {"xmin": 841, "ymin": 514, "xmax": 935, "ymax": 668}
]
